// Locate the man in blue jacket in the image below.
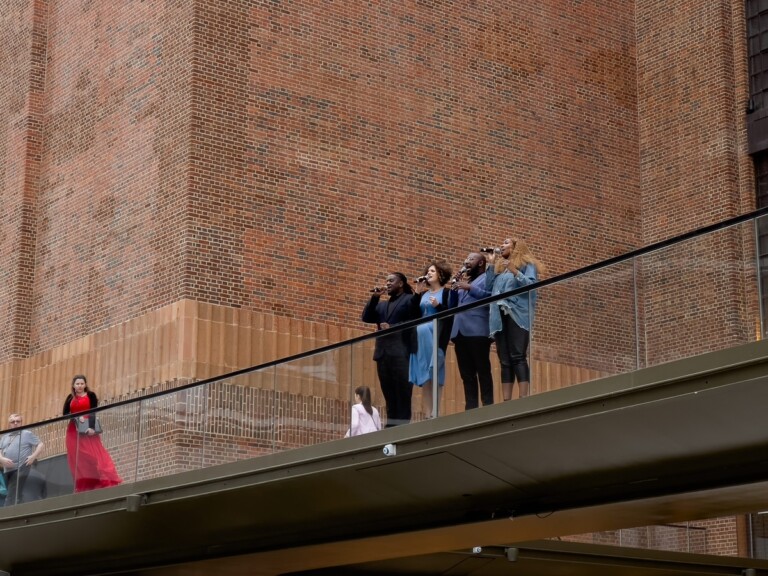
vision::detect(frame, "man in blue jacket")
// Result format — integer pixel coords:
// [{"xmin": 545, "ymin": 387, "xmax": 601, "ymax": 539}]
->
[{"xmin": 449, "ymin": 253, "xmax": 494, "ymax": 409}]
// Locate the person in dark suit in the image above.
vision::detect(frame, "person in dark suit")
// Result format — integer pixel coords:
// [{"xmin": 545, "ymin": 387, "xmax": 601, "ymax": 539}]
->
[
  {"xmin": 449, "ymin": 252, "xmax": 494, "ymax": 410},
  {"xmin": 362, "ymin": 272, "xmax": 421, "ymax": 427}
]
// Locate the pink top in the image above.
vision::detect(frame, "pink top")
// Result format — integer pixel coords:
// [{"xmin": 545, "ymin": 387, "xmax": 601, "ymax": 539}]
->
[{"xmin": 345, "ymin": 403, "xmax": 382, "ymax": 437}]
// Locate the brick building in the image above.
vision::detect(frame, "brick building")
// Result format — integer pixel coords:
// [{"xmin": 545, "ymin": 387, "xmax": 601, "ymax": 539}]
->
[{"xmin": 0, "ymin": 0, "xmax": 760, "ymax": 562}]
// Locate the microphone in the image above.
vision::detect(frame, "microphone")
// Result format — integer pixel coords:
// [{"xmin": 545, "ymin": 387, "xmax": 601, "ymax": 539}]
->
[
  {"xmin": 369, "ymin": 287, "xmax": 385, "ymax": 294},
  {"xmin": 480, "ymin": 247, "xmax": 501, "ymax": 254},
  {"xmin": 451, "ymin": 266, "xmax": 468, "ymax": 284},
  {"xmin": 414, "ymin": 276, "xmax": 428, "ymax": 283}
]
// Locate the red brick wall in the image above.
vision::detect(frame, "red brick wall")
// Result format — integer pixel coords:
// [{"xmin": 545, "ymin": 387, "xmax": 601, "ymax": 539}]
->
[
  {"xmin": 0, "ymin": 0, "xmax": 47, "ymax": 361},
  {"xmin": 0, "ymin": 2, "xmax": 757, "ymax": 368},
  {"xmin": 634, "ymin": 0, "xmax": 757, "ymax": 365},
  {"xmin": 0, "ymin": 0, "xmax": 644, "ymax": 363},
  {"xmin": 232, "ymin": 0, "xmax": 641, "ymax": 329},
  {"xmin": 19, "ymin": 1, "xmax": 193, "ymax": 356},
  {"xmin": 637, "ymin": 1, "xmax": 750, "ymax": 240}
]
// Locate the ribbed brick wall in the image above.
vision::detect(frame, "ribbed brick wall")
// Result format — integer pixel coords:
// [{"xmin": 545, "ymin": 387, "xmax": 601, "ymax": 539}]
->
[{"xmin": 0, "ymin": 300, "xmax": 607, "ymax": 424}]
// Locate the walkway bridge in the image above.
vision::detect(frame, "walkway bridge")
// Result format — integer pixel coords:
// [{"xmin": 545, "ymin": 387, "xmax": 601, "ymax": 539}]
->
[{"xmin": 2, "ymin": 211, "xmax": 768, "ymax": 576}]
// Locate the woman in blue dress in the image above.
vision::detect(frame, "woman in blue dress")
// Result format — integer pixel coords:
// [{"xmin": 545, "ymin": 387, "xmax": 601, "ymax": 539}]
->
[{"xmin": 410, "ymin": 259, "xmax": 453, "ymax": 418}]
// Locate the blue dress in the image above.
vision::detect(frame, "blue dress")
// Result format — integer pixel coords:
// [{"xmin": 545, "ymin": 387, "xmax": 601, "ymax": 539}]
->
[{"xmin": 409, "ymin": 290, "xmax": 446, "ymax": 387}]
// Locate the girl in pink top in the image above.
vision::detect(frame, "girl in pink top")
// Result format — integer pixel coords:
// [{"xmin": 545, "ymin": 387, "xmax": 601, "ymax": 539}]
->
[{"xmin": 345, "ymin": 386, "xmax": 382, "ymax": 437}]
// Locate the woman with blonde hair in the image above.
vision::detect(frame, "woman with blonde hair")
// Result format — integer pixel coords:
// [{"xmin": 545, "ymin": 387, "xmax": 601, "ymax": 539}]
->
[{"xmin": 486, "ymin": 238, "xmax": 545, "ymax": 401}]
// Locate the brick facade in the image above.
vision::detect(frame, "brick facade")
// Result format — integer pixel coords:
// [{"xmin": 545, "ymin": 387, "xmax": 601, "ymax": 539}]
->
[
  {"xmin": 0, "ymin": 0, "xmax": 758, "ymax": 560},
  {"xmin": 1, "ymin": 0, "xmax": 756, "ymax": 378},
  {"xmin": 0, "ymin": 0, "xmax": 645, "ymax": 358}
]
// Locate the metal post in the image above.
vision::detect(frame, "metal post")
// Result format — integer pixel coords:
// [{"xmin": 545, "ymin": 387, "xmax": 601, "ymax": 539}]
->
[
  {"xmin": 755, "ymin": 217, "xmax": 765, "ymax": 340},
  {"xmin": 632, "ymin": 256, "xmax": 642, "ymax": 370},
  {"xmin": 431, "ymin": 318, "xmax": 439, "ymax": 418},
  {"xmin": 528, "ymin": 292, "xmax": 534, "ymax": 393},
  {"xmin": 134, "ymin": 401, "xmax": 143, "ymax": 484}
]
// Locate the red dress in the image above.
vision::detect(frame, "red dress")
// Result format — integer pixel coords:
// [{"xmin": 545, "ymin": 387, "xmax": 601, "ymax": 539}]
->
[{"xmin": 66, "ymin": 394, "xmax": 122, "ymax": 492}]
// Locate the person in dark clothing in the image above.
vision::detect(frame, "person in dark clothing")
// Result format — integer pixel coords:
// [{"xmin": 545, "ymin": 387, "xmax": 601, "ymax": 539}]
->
[{"xmin": 362, "ymin": 272, "xmax": 421, "ymax": 427}]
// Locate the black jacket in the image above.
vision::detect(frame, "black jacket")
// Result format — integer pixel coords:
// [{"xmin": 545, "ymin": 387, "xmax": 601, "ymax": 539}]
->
[
  {"xmin": 362, "ymin": 292, "xmax": 421, "ymax": 360},
  {"xmin": 431, "ymin": 287, "xmax": 454, "ymax": 352},
  {"xmin": 63, "ymin": 390, "xmax": 99, "ymax": 430}
]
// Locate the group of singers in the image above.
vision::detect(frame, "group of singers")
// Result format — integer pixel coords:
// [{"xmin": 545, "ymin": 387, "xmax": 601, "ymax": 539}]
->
[{"xmin": 362, "ymin": 237, "xmax": 546, "ymax": 427}]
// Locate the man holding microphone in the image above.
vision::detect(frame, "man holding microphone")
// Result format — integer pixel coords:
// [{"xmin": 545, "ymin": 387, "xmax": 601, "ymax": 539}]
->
[{"xmin": 449, "ymin": 253, "xmax": 494, "ymax": 410}]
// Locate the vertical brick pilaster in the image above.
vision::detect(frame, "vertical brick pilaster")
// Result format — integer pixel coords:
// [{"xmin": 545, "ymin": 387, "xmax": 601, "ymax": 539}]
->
[{"xmin": 0, "ymin": 0, "xmax": 48, "ymax": 383}]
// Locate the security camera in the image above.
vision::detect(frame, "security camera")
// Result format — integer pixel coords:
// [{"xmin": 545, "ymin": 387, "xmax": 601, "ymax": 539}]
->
[{"xmin": 383, "ymin": 443, "xmax": 397, "ymax": 456}]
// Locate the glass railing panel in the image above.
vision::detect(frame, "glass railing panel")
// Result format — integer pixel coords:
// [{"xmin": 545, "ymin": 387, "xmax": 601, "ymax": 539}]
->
[
  {"xmin": 646, "ymin": 523, "xmax": 707, "ymax": 553},
  {"xmin": 755, "ymin": 213, "xmax": 768, "ymax": 339},
  {"xmin": 272, "ymin": 346, "xmax": 351, "ymax": 452},
  {"xmin": 66, "ymin": 401, "xmax": 138, "ymax": 493},
  {"xmin": 0, "ymin": 403, "xmax": 141, "ymax": 508},
  {"xmin": 342, "ymin": 337, "xmax": 383, "ymax": 435},
  {"xmin": 0, "ymin": 426, "xmax": 44, "ymax": 507},
  {"xmin": 0, "ymin": 212, "xmax": 763, "ymax": 507},
  {"xmin": 637, "ymin": 220, "xmax": 759, "ymax": 368},
  {"xmin": 748, "ymin": 512, "xmax": 768, "ymax": 559},
  {"xmin": 440, "ymin": 298, "xmax": 496, "ymax": 415},
  {"xmin": 99, "ymin": 401, "xmax": 142, "ymax": 486},
  {"xmin": 199, "ymin": 367, "xmax": 277, "ymax": 467},
  {"xmin": 134, "ymin": 385, "xmax": 210, "ymax": 480},
  {"xmin": 359, "ymin": 310, "xmax": 454, "ymax": 425},
  {"xmin": 356, "ymin": 214, "xmax": 763, "ymax": 416},
  {"xmin": 26, "ymin": 419, "xmax": 69, "ymax": 502},
  {"xmin": 562, "ymin": 524, "xmax": 707, "ymax": 554},
  {"xmin": 529, "ymin": 258, "xmax": 639, "ymax": 394}
]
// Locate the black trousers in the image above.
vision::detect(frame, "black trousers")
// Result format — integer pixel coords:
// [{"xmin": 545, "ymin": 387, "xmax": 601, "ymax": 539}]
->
[
  {"xmin": 453, "ymin": 335, "xmax": 494, "ymax": 410},
  {"xmin": 376, "ymin": 354, "xmax": 413, "ymax": 427},
  {"xmin": 495, "ymin": 314, "xmax": 530, "ymax": 384},
  {"xmin": 4, "ymin": 465, "xmax": 45, "ymax": 506}
]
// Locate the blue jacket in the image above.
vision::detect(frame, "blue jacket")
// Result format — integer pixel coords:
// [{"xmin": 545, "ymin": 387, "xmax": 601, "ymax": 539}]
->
[
  {"xmin": 485, "ymin": 263, "xmax": 538, "ymax": 336},
  {"xmin": 448, "ymin": 274, "xmax": 492, "ymax": 339}
]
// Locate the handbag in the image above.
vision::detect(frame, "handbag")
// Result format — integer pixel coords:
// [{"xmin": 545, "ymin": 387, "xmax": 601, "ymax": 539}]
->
[{"xmin": 74, "ymin": 416, "xmax": 103, "ymax": 435}]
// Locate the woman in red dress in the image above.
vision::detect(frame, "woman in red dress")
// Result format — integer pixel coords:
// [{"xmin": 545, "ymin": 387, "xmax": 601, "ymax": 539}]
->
[{"xmin": 62, "ymin": 375, "xmax": 122, "ymax": 492}]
